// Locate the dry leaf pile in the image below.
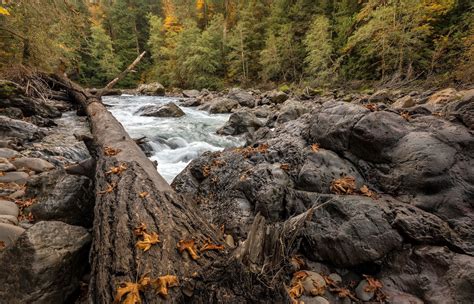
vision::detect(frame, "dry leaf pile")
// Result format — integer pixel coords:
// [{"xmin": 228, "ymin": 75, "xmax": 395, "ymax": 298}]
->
[
  {"xmin": 330, "ymin": 176, "xmax": 356, "ymax": 194},
  {"xmin": 234, "ymin": 143, "xmax": 269, "ymax": 158}
]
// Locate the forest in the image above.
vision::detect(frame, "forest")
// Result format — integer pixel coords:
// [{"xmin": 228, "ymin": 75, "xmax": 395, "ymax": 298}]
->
[{"xmin": 0, "ymin": 0, "xmax": 473, "ymax": 89}]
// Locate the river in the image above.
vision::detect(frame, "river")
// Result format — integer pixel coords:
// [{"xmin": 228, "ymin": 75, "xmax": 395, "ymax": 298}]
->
[{"xmin": 103, "ymin": 95, "xmax": 243, "ymax": 183}]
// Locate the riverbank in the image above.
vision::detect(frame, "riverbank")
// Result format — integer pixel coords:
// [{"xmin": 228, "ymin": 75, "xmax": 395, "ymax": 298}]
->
[{"xmin": 0, "ymin": 77, "xmax": 473, "ymax": 303}]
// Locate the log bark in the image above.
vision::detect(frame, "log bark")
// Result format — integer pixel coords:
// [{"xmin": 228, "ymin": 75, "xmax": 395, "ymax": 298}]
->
[
  {"xmin": 51, "ymin": 74, "xmax": 315, "ymax": 303},
  {"xmin": 103, "ymin": 51, "xmax": 146, "ymax": 92}
]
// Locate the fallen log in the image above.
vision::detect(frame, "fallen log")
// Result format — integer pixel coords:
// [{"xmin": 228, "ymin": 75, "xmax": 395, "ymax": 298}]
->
[{"xmin": 48, "ymin": 71, "xmax": 316, "ymax": 302}]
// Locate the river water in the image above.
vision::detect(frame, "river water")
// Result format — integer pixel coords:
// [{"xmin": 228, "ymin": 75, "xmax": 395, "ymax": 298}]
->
[{"xmin": 103, "ymin": 95, "xmax": 243, "ymax": 183}]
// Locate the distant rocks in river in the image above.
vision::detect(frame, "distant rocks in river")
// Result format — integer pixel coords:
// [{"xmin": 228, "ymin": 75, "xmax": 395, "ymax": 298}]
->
[
  {"xmin": 136, "ymin": 102, "xmax": 185, "ymax": 117},
  {"xmin": 197, "ymin": 97, "xmax": 239, "ymax": 114},
  {"xmin": 217, "ymin": 110, "xmax": 263, "ymax": 136},
  {"xmin": 137, "ymin": 82, "xmax": 165, "ymax": 96}
]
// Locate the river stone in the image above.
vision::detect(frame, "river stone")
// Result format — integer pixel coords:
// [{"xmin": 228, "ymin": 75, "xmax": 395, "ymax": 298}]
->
[
  {"xmin": 137, "ymin": 82, "xmax": 165, "ymax": 96},
  {"xmin": 228, "ymin": 88, "xmax": 256, "ymax": 108},
  {"xmin": 0, "ymin": 157, "xmax": 15, "ymax": 172},
  {"xmin": 276, "ymin": 100, "xmax": 308, "ymax": 124},
  {"xmin": 136, "ymin": 102, "xmax": 185, "ymax": 117},
  {"xmin": 368, "ymin": 89, "xmax": 393, "ymax": 103},
  {"xmin": 217, "ymin": 110, "xmax": 263, "ymax": 135},
  {"xmin": 0, "ymin": 199, "xmax": 19, "ymax": 217},
  {"xmin": 0, "ymin": 171, "xmax": 29, "ymax": 184},
  {"xmin": 264, "ymin": 90, "xmax": 288, "ymax": 104},
  {"xmin": 198, "ymin": 97, "xmax": 239, "ymax": 113},
  {"xmin": 11, "ymin": 157, "xmax": 55, "ymax": 173},
  {"xmin": 0, "ymin": 116, "xmax": 45, "ymax": 141},
  {"xmin": 392, "ymin": 95, "xmax": 416, "ymax": 108},
  {"xmin": 0, "ymin": 215, "xmax": 18, "ymax": 225},
  {"xmin": 302, "ymin": 271, "xmax": 326, "ymax": 296},
  {"xmin": 0, "ymin": 221, "xmax": 91, "ymax": 304},
  {"xmin": 0, "ymin": 148, "xmax": 19, "ymax": 159},
  {"xmin": 180, "ymin": 98, "xmax": 201, "ymax": 107},
  {"xmin": 182, "ymin": 89, "xmax": 200, "ymax": 98},
  {"xmin": 328, "ymin": 273, "xmax": 342, "ymax": 284},
  {"xmin": 355, "ymin": 279, "xmax": 375, "ymax": 301},
  {"xmin": 30, "ymin": 174, "xmax": 94, "ymax": 227},
  {"xmin": 0, "ymin": 223, "xmax": 25, "ymax": 247}
]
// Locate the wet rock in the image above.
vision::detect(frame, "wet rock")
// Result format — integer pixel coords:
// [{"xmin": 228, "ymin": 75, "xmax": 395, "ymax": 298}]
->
[
  {"xmin": 30, "ymin": 174, "xmax": 94, "ymax": 227},
  {"xmin": 26, "ymin": 115, "xmax": 57, "ymax": 127},
  {"xmin": 0, "ymin": 116, "xmax": 45, "ymax": 141},
  {"xmin": 355, "ymin": 279, "xmax": 374, "ymax": 301},
  {"xmin": 301, "ymin": 196, "xmax": 402, "ymax": 267},
  {"xmin": 381, "ymin": 245, "xmax": 474, "ymax": 303},
  {"xmin": 180, "ymin": 98, "xmax": 201, "ymax": 107},
  {"xmin": 0, "ymin": 148, "xmax": 19, "ymax": 159},
  {"xmin": 0, "ymin": 221, "xmax": 91, "ymax": 303},
  {"xmin": 382, "ymin": 287, "xmax": 424, "ymax": 304},
  {"xmin": 228, "ymin": 88, "xmax": 256, "ymax": 108},
  {"xmin": 0, "ymin": 158, "xmax": 16, "ymax": 172},
  {"xmin": 392, "ymin": 95, "xmax": 416, "ymax": 109},
  {"xmin": 0, "ymin": 223, "xmax": 25, "ymax": 247},
  {"xmin": 137, "ymin": 82, "xmax": 165, "ymax": 96},
  {"xmin": 276, "ymin": 100, "xmax": 308, "ymax": 124},
  {"xmin": 11, "ymin": 157, "xmax": 55, "ymax": 173},
  {"xmin": 0, "ymin": 199, "xmax": 19, "ymax": 217},
  {"xmin": 217, "ymin": 111, "xmax": 263, "ymax": 135},
  {"xmin": 198, "ymin": 97, "xmax": 239, "ymax": 113},
  {"xmin": 441, "ymin": 90, "xmax": 474, "ymax": 129},
  {"xmin": 0, "ymin": 171, "xmax": 29, "ymax": 184},
  {"xmin": 1, "ymin": 96, "xmax": 61, "ymax": 118},
  {"xmin": 182, "ymin": 89, "xmax": 200, "ymax": 98},
  {"xmin": 136, "ymin": 102, "xmax": 185, "ymax": 117}
]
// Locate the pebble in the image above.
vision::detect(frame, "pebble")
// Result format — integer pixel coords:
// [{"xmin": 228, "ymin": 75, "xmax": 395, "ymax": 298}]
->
[
  {"xmin": 0, "ymin": 199, "xmax": 20, "ymax": 217},
  {"xmin": 8, "ymin": 189, "xmax": 25, "ymax": 200},
  {"xmin": 224, "ymin": 234, "xmax": 235, "ymax": 248},
  {"xmin": 0, "ymin": 148, "xmax": 19, "ymax": 159},
  {"xmin": 328, "ymin": 273, "xmax": 342, "ymax": 284},
  {"xmin": 355, "ymin": 279, "xmax": 375, "ymax": 301},
  {"xmin": 0, "ymin": 171, "xmax": 29, "ymax": 184},
  {"xmin": 0, "ymin": 223, "xmax": 25, "ymax": 247},
  {"xmin": 11, "ymin": 157, "xmax": 55, "ymax": 173},
  {"xmin": 0, "ymin": 215, "xmax": 19, "ymax": 225},
  {"xmin": 302, "ymin": 271, "xmax": 326, "ymax": 296}
]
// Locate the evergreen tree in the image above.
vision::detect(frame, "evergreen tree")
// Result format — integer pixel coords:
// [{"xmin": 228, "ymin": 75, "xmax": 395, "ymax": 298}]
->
[
  {"xmin": 304, "ymin": 15, "xmax": 333, "ymax": 83},
  {"xmin": 89, "ymin": 24, "xmax": 121, "ymax": 83}
]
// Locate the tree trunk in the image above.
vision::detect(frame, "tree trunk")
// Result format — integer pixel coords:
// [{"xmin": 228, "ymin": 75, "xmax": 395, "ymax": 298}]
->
[{"xmin": 49, "ymin": 75, "xmax": 311, "ymax": 303}]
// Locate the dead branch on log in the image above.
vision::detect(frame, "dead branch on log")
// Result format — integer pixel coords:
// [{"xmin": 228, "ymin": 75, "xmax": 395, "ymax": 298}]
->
[{"xmin": 103, "ymin": 51, "xmax": 146, "ymax": 91}]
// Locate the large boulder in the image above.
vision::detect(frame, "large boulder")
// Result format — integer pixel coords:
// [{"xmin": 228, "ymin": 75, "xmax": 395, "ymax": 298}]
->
[
  {"xmin": 228, "ymin": 88, "xmax": 256, "ymax": 108},
  {"xmin": 30, "ymin": 174, "xmax": 94, "ymax": 227},
  {"xmin": 137, "ymin": 82, "xmax": 165, "ymax": 96},
  {"xmin": 0, "ymin": 221, "xmax": 91, "ymax": 303},
  {"xmin": 263, "ymin": 90, "xmax": 289, "ymax": 104},
  {"xmin": 217, "ymin": 111, "xmax": 263, "ymax": 135},
  {"xmin": 198, "ymin": 97, "xmax": 239, "ymax": 113},
  {"xmin": 136, "ymin": 102, "xmax": 185, "ymax": 117},
  {"xmin": 276, "ymin": 99, "xmax": 309, "ymax": 124},
  {"xmin": 0, "ymin": 116, "xmax": 45, "ymax": 141},
  {"xmin": 182, "ymin": 89, "xmax": 200, "ymax": 98}
]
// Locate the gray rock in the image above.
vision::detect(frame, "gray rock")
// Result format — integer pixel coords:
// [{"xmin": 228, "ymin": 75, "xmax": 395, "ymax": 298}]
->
[
  {"xmin": 180, "ymin": 98, "xmax": 201, "ymax": 107},
  {"xmin": 368, "ymin": 89, "xmax": 393, "ymax": 103},
  {"xmin": 136, "ymin": 102, "xmax": 185, "ymax": 117},
  {"xmin": 11, "ymin": 157, "xmax": 55, "ymax": 173},
  {"xmin": 0, "ymin": 221, "xmax": 91, "ymax": 304},
  {"xmin": 0, "ymin": 223, "xmax": 25, "ymax": 247},
  {"xmin": 0, "ymin": 199, "xmax": 19, "ymax": 217},
  {"xmin": 0, "ymin": 116, "xmax": 45, "ymax": 141},
  {"xmin": 276, "ymin": 99, "xmax": 309, "ymax": 124},
  {"xmin": 198, "ymin": 97, "xmax": 239, "ymax": 113},
  {"xmin": 1, "ymin": 107, "xmax": 23, "ymax": 119},
  {"xmin": 0, "ymin": 171, "xmax": 29, "ymax": 184},
  {"xmin": 217, "ymin": 111, "xmax": 263, "ymax": 135},
  {"xmin": 302, "ymin": 271, "xmax": 326, "ymax": 296},
  {"xmin": 355, "ymin": 279, "xmax": 375, "ymax": 301},
  {"xmin": 0, "ymin": 157, "xmax": 16, "ymax": 172},
  {"xmin": 30, "ymin": 174, "xmax": 94, "ymax": 227},
  {"xmin": 328, "ymin": 273, "xmax": 342, "ymax": 284},
  {"xmin": 0, "ymin": 148, "xmax": 19, "ymax": 159},
  {"xmin": 182, "ymin": 89, "xmax": 200, "ymax": 98},
  {"xmin": 0, "ymin": 215, "xmax": 18, "ymax": 225},
  {"xmin": 264, "ymin": 90, "xmax": 288, "ymax": 104},
  {"xmin": 228, "ymin": 88, "xmax": 256, "ymax": 108},
  {"xmin": 0, "ymin": 96, "xmax": 61, "ymax": 118},
  {"xmin": 137, "ymin": 82, "xmax": 165, "ymax": 96}
]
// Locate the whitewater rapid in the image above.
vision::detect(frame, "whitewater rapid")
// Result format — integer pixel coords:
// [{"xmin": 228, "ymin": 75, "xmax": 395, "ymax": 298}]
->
[{"xmin": 103, "ymin": 95, "xmax": 244, "ymax": 183}]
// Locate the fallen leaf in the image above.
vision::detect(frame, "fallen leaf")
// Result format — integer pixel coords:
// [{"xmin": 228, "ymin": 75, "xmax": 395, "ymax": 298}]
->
[
  {"xmin": 105, "ymin": 146, "xmax": 122, "ymax": 156},
  {"xmin": 311, "ymin": 143, "xmax": 320, "ymax": 152},
  {"xmin": 290, "ymin": 255, "xmax": 305, "ymax": 270},
  {"xmin": 330, "ymin": 287, "xmax": 358, "ymax": 301},
  {"xmin": 151, "ymin": 275, "xmax": 179, "ymax": 298},
  {"xmin": 401, "ymin": 111, "xmax": 411, "ymax": 121},
  {"xmin": 0, "ymin": 172, "xmax": 4, "ymax": 176},
  {"xmin": 0, "ymin": 241, "xmax": 5, "ymax": 250},
  {"xmin": 202, "ymin": 165, "xmax": 211, "ymax": 177},
  {"xmin": 288, "ymin": 280, "xmax": 304, "ymax": 300},
  {"xmin": 133, "ymin": 223, "xmax": 147, "ymax": 236},
  {"xmin": 114, "ymin": 276, "xmax": 150, "ymax": 304},
  {"xmin": 99, "ymin": 182, "xmax": 116, "ymax": 194},
  {"xmin": 280, "ymin": 163, "xmax": 290, "ymax": 171},
  {"xmin": 365, "ymin": 103, "xmax": 378, "ymax": 112},
  {"xmin": 177, "ymin": 239, "xmax": 199, "ymax": 260},
  {"xmin": 106, "ymin": 163, "xmax": 128, "ymax": 175},
  {"xmin": 359, "ymin": 185, "xmax": 377, "ymax": 199},
  {"xmin": 200, "ymin": 241, "xmax": 225, "ymax": 252},
  {"xmin": 330, "ymin": 176, "xmax": 356, "ymax": 195},
  {"xmin": 363, "ymin": 275, "xmax": 383, "ymax": 293},
  {"xmin": 136, "ymin": 231, "xmax": 160, "ymax": 252},
  {"xmin": 139, "ymin": 191, "xmax": 149, "ymax": 198}
]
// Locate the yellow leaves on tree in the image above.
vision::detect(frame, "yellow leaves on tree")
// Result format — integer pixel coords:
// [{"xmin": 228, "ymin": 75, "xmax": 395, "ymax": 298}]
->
[
  {"xmin": 134, "ymin": 223, "xmax": 160, "ymax": 252},
  {"xmin": 177, "ymin": 239, "xmax": 200, "ymax": 260},
  {"xmin": 151, "ymin": 275, "xmax": 179, "ymax": 298},
  {"xmin": 0, "ymin": 6, "xmax": 10, "ymax": 16},
  {"xmin": 114, "ymin": 276, "xmax": 150, "ymax": 304},
  {"xmin": 106, "ymin": 163, "xmax": 127, "ymax": 175},
  {"xmin": 330, "ymin": 176, "xmax": 356, "ymax": 194}
]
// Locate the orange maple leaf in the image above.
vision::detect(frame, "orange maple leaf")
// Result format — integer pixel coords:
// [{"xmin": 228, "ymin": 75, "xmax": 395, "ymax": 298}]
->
[
  {"xmin": 104, "ymin": 146, "xmax": 122, "ymax": 156},
  {"xmin": 106, "ymin": 163, "xmax": 127, "ymax": 175},
  {"xmin": 114, "ymin": 276, "xmax": 150, "ymax": 304},
  {"xmin": 363, "ymin": 275, "xmax": 383, "ymax": 292},
  {"xmin": 177, "ymin": 239, "xmax": 200, "ymax": 260},
  {"xmin": 200, "ymin": 241, "xmax": 225, "ymax": 253},
  {"xmin": 136, "ymin": 231, "xmax": 160, "ymax": 252},
  {"xmin": 151, "ymin": 275, "xmax": 179, "ymax": 298},
  {"xmin": 133, "ymin": 223, "xmax": 147, "ymax": 236},
  {"xmin": 311, "ymin": 143, "xmax": 320, "ymax": 152}
]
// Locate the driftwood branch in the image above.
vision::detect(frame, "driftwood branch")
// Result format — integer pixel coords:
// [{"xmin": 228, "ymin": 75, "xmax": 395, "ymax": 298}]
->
[{"xmin": 102, "ymin": 51, "xmax": 146, "ymax": 91}]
